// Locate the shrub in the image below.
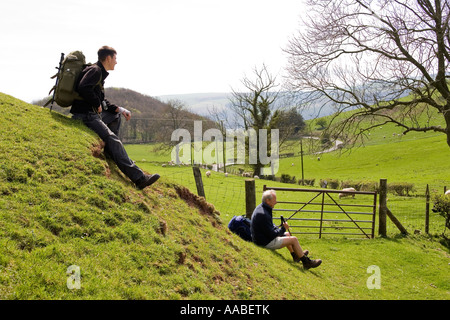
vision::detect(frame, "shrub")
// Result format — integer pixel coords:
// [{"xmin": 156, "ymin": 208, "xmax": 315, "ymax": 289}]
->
[
  {"xmin": 359, "ymin": 181, "xmax": 379, "ymax": 192},
  {"xmin": 388, "ymin": 182, "xmax": 415, "ymax": 196},
  {"xmin": 298, "ymin": 178, "xmax": 315, "ymax": 186},
  {"xmin": 340, "ymin": 180, "xmax": 360, "ymax": 190},
  {"xmin": 432, "ymin": 194, "xmax": 450, "ymax": 230},
  {"xmin": 320, "ymin": 179, "xmax": 339, "ymax": 189},
  {"xmin": 341, "ymin": 180, "xmax": 379, "ymax": 192},
  {"xmin": 281, "ymin": 174, "xmax": 292, "ymax": 183}
]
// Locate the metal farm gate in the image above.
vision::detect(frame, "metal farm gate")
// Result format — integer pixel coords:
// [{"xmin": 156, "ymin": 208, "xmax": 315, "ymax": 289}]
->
[{"xmin": 263, "ymin": 186, "xmax": 378, "ymax": 239}]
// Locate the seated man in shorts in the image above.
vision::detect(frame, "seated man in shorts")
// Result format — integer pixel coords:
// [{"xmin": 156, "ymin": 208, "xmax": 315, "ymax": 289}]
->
[{"xmin": 250, "ymin": 189, "xmax": 322, "ymax": 269}]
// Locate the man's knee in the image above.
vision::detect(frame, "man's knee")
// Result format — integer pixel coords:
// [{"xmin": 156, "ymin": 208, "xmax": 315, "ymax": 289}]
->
[
  {"xmin": 284, "ymin": 236, "xmax": 300, "ymax": 246},
  {"xmin": 279, "ymin": 236, "xmax": 293, "ymax": 245},
  {"xmin": 80, "ymin": 113, "xmax": 114, "ymax": 141},
  {"xmin": 108, "ymin": 118, "xmax": 121, "ymax": 136}
]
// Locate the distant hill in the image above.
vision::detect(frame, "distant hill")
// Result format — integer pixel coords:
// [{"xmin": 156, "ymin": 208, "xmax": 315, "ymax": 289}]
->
[
  {"xmin": 34, "ymin": 89, "xmax": 335, "ymax": 121},
  {"xmin": 157, "ymin": 92, "xmax": 231, "ymax": 117},
  {"xmin": 34, "ymin": 88, "xmax": 193, "ymax": 118},
  {"xmin": 157, "ymin": 91, "xmax": 339, "ymax": 120},
  {"xmin": 33, "ymin": 88, "xmax": 211, "ymax": 144},
  {"xmin": 105, "ymin": 88, "xmax": 169, "ymax": 116}
]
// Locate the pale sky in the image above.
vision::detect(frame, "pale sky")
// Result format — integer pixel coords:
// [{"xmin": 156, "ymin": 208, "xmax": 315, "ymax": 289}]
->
[{"xmin": 0, "ymin": 0, "xmax": 305, "ymax": 103}]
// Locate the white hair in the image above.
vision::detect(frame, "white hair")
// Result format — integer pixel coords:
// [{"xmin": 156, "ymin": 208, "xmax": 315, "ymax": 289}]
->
[{"xmin": 262, "ymin": 189, "xmax": 276, "ymax": 202}]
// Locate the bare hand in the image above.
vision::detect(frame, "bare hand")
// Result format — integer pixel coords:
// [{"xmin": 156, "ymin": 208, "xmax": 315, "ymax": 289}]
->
[
  {"xmin": 122, "ymin": 110, "xmax": 131, "ymax": 121},
  {"xmin": 118, "ymin": 107, "xmax": 131, "ymax": 121}
]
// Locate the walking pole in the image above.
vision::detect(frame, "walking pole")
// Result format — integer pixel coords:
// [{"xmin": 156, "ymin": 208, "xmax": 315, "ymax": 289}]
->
[
  {"xmin": 280, "ymin": 215, "xmax": 292, "ymax": 236},
  {"xmin": 46, "ymin": 53, "xmax": 65, "ymax": 112}
]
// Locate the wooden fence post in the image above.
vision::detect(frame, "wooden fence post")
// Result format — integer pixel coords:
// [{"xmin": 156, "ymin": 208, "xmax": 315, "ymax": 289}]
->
[
  {"xmin": 379, "ymin": 178, "xmax": 408, "ymax": 236},
  {"xmin": 425, "ymin": 184, "xmax": 430, "ymax": 234},
  {"xmin": 192, "ymin": 166, "xmax": 205, "ymax": 199},
  {"xmin": 245, "ymin": 179, "xmax": 256, "ymax": 219},
  {"xmin": 386, "ymin": 208, "xmax": 408, "ymax": 235},
  {"xmin": 379, "ymin": 179, "xmax": 387, "ymax": 237}
]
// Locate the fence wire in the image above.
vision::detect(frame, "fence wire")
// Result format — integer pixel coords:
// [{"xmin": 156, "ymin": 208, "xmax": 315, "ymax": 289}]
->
[{"xmin": 158, "ymin": 167, "xmax": 250, "ymax": 220}]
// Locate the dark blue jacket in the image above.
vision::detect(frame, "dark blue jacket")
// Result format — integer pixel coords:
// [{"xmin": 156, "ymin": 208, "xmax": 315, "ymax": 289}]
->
[{"xmin": 251, "ymin": 202, "xmax": 286, "ymax": 246}]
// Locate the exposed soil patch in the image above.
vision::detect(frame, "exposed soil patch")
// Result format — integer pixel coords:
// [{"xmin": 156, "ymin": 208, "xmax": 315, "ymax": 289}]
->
[{"xmin": 174, "ymin": 185, "xmax": 221, "ymax": 226}]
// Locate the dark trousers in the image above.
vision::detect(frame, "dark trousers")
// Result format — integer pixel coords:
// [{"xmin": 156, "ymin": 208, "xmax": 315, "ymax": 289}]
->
[
  {"xmin": 101, "ymin": 111, "xmax": 122, "ymax": 136},
  {"xmin": 72, "ymin": 112, "xmax": 144, "ymax": 183}
]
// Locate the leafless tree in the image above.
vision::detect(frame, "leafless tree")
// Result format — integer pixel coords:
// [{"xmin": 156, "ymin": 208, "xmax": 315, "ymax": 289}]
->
[
  {"xmin": 153, "ymin": 99, "xmax": 194, "ymax": 153},
  {"xmin": 164, "ymin": 99, "xmax": 192, "ymax": 132},
  {"xmin": 229, "ymin": 64, "xmax": 301, "ymax": 175},
  {"xmin": 284, "ymin": 0, "xmax": 450, "ymax": 148}
]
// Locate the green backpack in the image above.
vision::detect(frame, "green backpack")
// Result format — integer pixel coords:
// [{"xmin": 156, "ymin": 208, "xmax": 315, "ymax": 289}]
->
[{"xmin": 44, "ymin": 51, "xmax": 88, "ymax": 110}]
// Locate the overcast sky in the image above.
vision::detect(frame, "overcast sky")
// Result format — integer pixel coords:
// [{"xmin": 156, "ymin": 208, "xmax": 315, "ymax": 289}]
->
[{"xmin": 0, "ymin": 0, "xmax": 305, "ymax": 103}]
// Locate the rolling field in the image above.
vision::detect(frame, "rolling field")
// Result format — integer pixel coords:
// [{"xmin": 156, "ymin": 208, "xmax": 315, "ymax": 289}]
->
[{"xmin": 125, "ymin": 125, "xmax": 450, "ymax": 237}]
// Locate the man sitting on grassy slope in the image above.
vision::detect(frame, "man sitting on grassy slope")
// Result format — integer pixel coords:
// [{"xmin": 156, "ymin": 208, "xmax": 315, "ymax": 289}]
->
[
  {"xmin": 251, "ymin": 189, "xmax": 322, "ymax": 270},
  {"xmin": 70, "ymin": 46, "xmax": 159, "ymax": 189}
]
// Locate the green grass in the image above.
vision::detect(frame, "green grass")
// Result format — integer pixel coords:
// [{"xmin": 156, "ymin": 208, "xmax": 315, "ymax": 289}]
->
[{"xmin": 0, "ymin": 92, "xmax": 449, "ymax": 300}]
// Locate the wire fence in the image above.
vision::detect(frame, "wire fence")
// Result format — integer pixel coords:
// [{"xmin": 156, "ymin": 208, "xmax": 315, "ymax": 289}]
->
[
  {"xmin": 384, "ymin": 183, "xmax": 448, "ymax": 236},
  {"xmin": 147, "ymin": 164, "xmax": 448, "ymax": 237}
]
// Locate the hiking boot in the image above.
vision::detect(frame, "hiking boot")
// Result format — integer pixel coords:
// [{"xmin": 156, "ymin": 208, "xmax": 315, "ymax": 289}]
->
[
  {"xmin": 136, "ymin": 173, "xmax": 160, "ymax": 189},
  {"xmin": 300, "ymin": 255, "xmax": 322, "ymax": 270},
  {"xmin": 291, "ymin": 250, "xmax": 309, "ymax": 262}
]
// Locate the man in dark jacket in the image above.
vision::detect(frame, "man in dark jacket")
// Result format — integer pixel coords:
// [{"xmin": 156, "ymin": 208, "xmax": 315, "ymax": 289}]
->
[
  {"xmin": 251, "ymin": 189, "xmax": 322, "ymax": 269},
  {"xmin": 71, "ymin": 46, "xmax": 159, "ymax": 189}
]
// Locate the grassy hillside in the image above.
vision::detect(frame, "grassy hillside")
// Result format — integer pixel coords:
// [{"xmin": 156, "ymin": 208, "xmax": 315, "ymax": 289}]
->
[
  {"xmin": 277, "ymin": 134, "xmax": 449, "ymax": 193},
  {"xmin": 0, "ymin": 93, "xmax": 449, "ymax": 301}
]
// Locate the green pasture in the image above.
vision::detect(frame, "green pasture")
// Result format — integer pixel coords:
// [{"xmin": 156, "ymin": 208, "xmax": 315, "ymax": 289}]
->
[{"xmin": 125, "ymin": 129, "xmax": 449, "ymax": 237}]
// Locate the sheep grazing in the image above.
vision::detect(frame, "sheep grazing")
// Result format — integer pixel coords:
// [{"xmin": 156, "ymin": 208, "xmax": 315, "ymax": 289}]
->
[
  {"xmin": 338, "ymin": 187, "xmax": 356, "ymax": 199},
  {"xmin": 224, "ymin": 173, "xmax": 228, "ymax": 177},
  {"xmin": 206, "ymin": 171, "xmax": 211, "ymax": 177}
]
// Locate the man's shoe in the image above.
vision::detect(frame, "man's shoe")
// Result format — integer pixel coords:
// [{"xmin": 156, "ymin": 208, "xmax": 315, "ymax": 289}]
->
[
  {"xmin": 136, "ymin": 174, "xmax": 160, "ymax": 189},
  {"xmin": 301, "ymin": 255, "xmax": 322, "ymax": 270}
]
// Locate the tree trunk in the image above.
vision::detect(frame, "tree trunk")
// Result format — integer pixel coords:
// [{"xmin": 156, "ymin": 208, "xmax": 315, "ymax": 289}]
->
[{"xmin": 445, "ymin": 105, "xmax": 450, "ymax": 148}]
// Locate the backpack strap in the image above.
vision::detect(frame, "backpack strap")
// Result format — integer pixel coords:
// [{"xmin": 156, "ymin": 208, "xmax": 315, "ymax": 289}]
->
[{"xmin": 73, "ymin": 64, "xmax": 103, "ymax": 102}]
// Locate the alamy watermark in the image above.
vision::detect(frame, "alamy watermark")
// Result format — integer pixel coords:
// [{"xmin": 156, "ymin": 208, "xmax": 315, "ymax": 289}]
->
[
  {"xmin": 66, "ymin": 265, "xmax": 81, "ymax": 290},
  {"xmin": 171, "ymin": 121, "xmax": 279, "ymax": 175},
  {"xmin": 366, "ymin": 265, "xmax": 381, "ymax": 289}
]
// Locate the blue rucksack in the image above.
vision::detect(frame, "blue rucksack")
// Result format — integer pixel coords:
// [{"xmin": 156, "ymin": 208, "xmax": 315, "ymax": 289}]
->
[{"xmin": 228, "ymin": 215, "xmax": 252, "ymax": 241}]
